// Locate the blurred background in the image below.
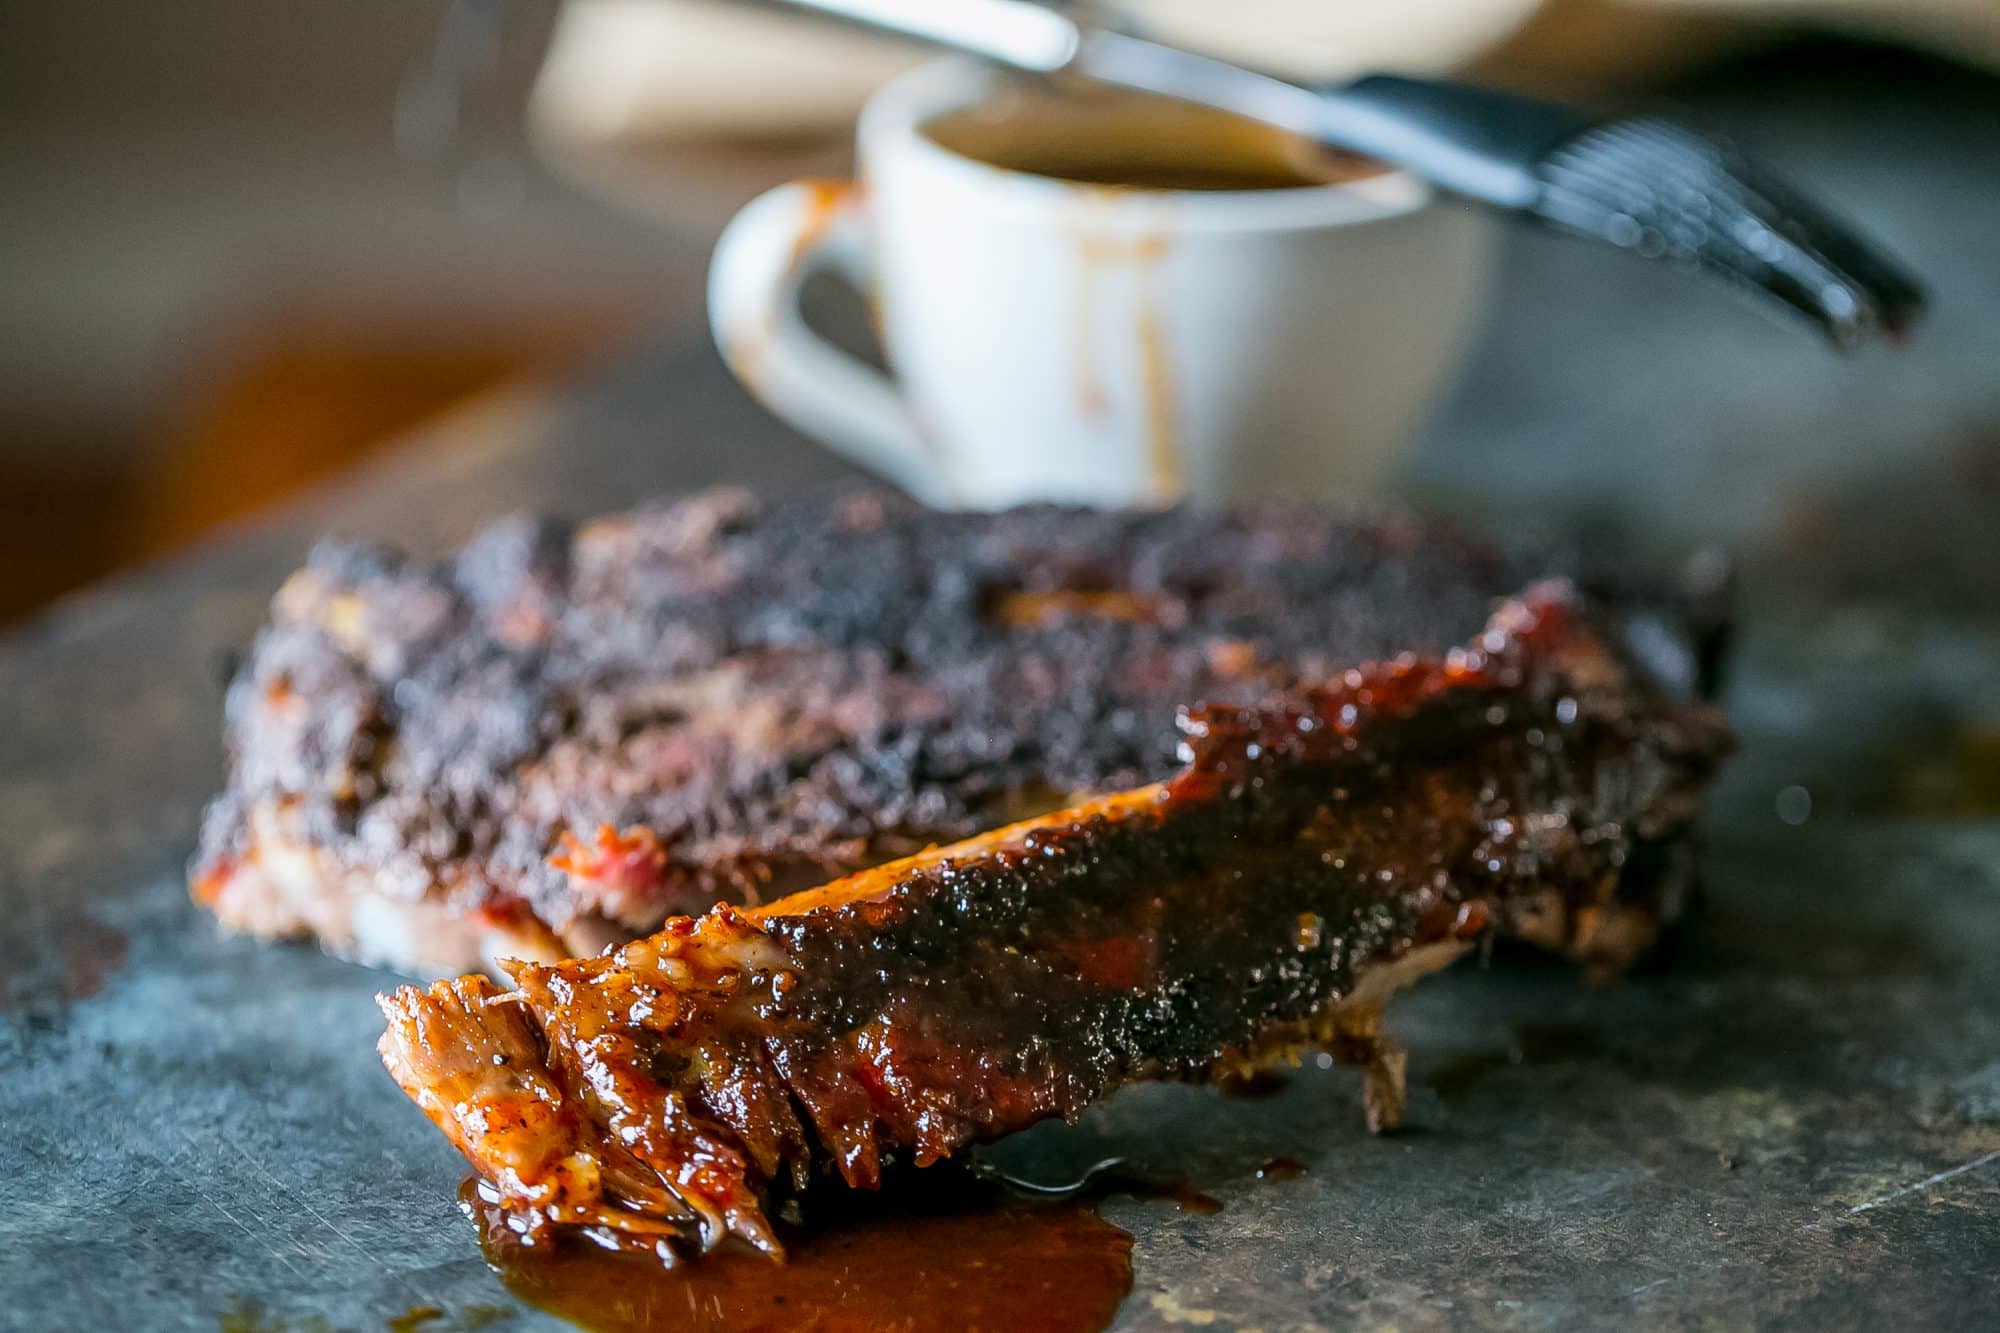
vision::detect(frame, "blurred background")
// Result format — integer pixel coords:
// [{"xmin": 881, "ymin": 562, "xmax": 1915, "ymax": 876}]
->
[{"xmin": 3, "ymin": 0, "xmax": 1997, "ymax": 627}]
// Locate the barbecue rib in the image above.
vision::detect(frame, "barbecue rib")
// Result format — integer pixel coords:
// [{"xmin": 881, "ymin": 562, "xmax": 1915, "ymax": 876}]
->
[
  {"xmin": 378, "ymin": 581, "xmax": 1728, "ymax": 1262},
  {"xmin": 194, "ymin": 491, "xmax": 1714, "ymax": 975}
]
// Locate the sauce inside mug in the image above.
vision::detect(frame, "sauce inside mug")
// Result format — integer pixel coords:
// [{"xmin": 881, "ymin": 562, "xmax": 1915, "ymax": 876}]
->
[{"xmin": 925, "ymin": 84, "xmax": 1383, "ymax": 192}]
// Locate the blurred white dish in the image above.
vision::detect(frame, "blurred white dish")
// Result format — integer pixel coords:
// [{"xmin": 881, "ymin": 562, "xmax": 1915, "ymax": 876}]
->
[{"xmin": 708, "ymin": 60, "xmax": 1495, "ymax": 508}]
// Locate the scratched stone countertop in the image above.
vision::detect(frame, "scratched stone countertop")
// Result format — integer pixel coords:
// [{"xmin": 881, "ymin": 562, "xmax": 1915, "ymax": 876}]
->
[{"xmin": 3, "ymin": 42, "xmax": 1997, "ymax": 1333}]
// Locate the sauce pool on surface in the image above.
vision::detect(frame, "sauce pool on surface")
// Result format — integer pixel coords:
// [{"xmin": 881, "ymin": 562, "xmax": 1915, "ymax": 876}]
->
[{"xmin": 465, "ymin": 1172, "xmax": 1135, "ymax": 1333}]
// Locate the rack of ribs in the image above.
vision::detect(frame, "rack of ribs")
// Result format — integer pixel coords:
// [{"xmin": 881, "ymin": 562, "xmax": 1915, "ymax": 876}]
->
[
  {"xmin": 194, "ymin": 490, "xmax": 1719, "ymax": 975},
  {"xmin": 378, "ymin": 581, "xmax": 1729, "ymax": 1262}
]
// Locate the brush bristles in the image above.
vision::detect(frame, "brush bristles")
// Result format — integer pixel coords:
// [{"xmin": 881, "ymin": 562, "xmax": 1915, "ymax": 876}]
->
[{"xmin": 1535, "ymin": 118, "xmax": 1923, "ymax": 346}]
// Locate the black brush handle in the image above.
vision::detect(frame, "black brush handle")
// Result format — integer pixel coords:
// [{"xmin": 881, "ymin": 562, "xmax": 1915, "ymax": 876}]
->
[{"xmin": 1313, "ymin": 75, "xmax": 1594, "ymax": 209}]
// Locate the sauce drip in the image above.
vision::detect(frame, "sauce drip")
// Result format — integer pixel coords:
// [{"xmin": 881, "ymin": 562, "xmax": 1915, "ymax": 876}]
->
[
  {"xmin": 466, "ymin": 1168, "xmax": 1135, "ymax": 1333},
  {"xmin": 1217, "ymin": 1068, "xmax": 1291, "ymax": 1099}
]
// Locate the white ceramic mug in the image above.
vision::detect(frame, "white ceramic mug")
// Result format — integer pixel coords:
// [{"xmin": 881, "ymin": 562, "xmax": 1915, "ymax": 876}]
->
[{"xmin": 709, "ymin": 59, "xmax": 1493, "ymax": 509}]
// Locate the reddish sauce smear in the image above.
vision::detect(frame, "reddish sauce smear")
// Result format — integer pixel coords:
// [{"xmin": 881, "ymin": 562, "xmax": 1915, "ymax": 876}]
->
[
  {"xmin": 1217, "ymin": 1068, "xmax": 1290, "ymax": 1100},
  {"xmin": 464, "ymin": 1170, "xmax": 1135, "ymax": 1333}
]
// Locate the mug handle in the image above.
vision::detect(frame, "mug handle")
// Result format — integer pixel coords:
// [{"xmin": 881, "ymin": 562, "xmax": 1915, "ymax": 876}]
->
[{"xmin": 708, "ymin": 181, "xmax": 943, "ymax": 503}]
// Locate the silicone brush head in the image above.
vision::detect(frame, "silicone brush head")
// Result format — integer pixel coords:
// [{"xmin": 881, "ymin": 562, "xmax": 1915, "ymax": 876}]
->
[{"xmin": 1535, "ymin": 117, "xmax": 1925, "ymax": 347}]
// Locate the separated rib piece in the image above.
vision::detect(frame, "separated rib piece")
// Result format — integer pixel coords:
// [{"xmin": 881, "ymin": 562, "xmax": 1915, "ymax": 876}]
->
[{"xmin": 379, "ymin": 581, "xmax": 1728, "ymax": 1262}]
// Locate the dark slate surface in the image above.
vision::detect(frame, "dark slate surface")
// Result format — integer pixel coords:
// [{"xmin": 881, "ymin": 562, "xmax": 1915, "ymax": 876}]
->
[{"xmin": 3, "ymin": 43, "xmax": 1997, "ymax": 1332}]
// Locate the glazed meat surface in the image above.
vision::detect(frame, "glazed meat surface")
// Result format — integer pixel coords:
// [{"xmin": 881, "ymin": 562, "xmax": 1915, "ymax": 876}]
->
[
  {"xmin": 378, "ymin": 582, "xmax": 1729, "ymax": 1261},
  {"xmin": 194, "ymin": 491, "xmax": 1688, "ymax": 974}
]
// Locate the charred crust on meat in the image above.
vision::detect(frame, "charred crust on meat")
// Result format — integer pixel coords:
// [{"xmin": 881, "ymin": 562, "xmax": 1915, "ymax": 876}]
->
[{"xmin": 196, "ymin": 492, "xmax": 1711, "ymax": 974}]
